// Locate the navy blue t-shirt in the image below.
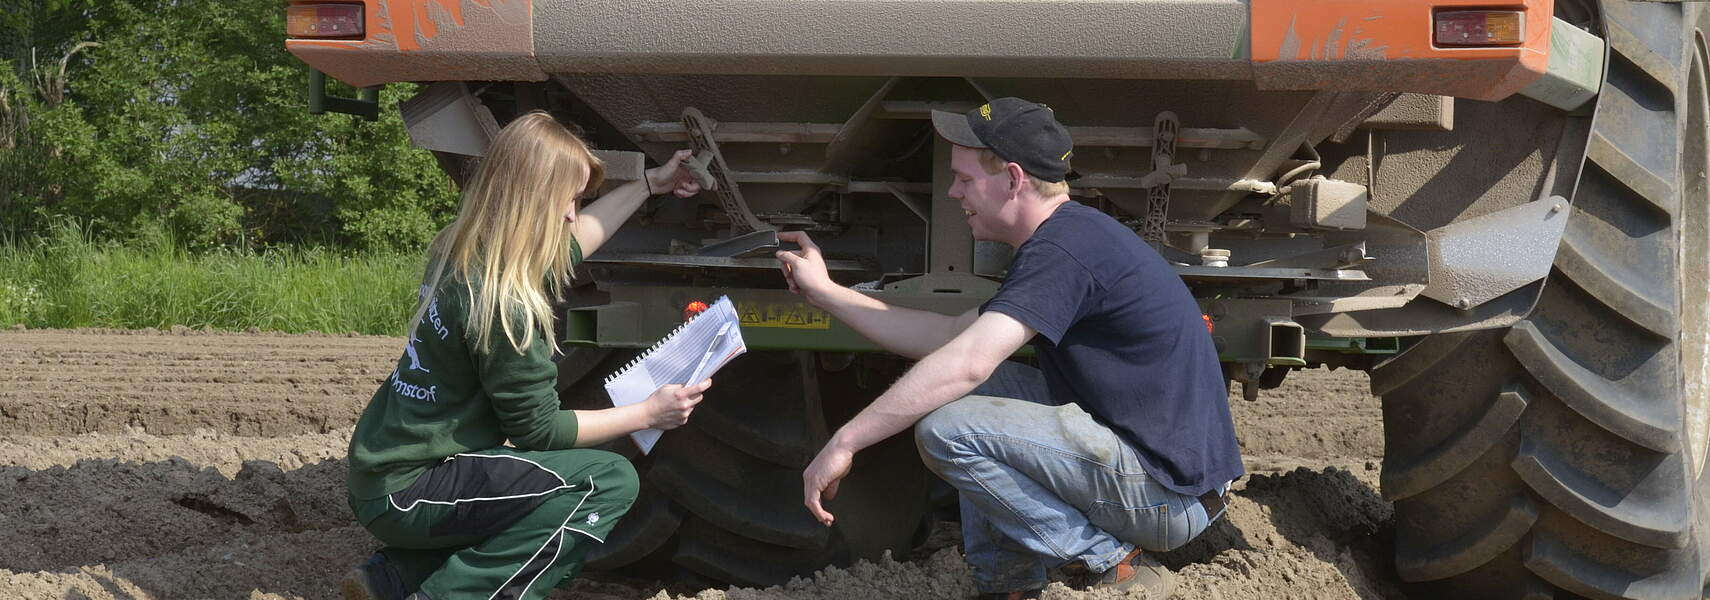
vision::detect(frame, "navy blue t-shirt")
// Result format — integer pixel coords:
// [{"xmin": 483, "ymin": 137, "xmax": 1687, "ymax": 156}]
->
[{"xmin": 981, "ymin": 202, "xmax": 1243, "ymax": 497}]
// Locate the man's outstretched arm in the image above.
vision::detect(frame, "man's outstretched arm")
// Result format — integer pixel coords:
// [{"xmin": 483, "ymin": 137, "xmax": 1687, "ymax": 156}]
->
[
  {"xmin": 776, "ymin": 231, "xmax": 976, "ymax": 359},
  {"xmin": 800, "ymin": 310, "xmax": 1034, "ymax": 525}
]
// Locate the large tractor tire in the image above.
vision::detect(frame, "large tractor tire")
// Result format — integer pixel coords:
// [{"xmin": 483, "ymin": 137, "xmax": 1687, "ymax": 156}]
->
[
  {"xmin": 557, "ymin": 349, "xmax": 933, "ymax": 586},
  {"xmin": 1371, "ymin": 2, "xmax": 1710, "ymax": 598}
]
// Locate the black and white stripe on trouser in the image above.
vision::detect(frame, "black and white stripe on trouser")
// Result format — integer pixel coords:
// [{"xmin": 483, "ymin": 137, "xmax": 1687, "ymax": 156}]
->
[
  {"xmin": 490, "ymin": 477, "xmax": 595, "ymax": 600},
  {"xmin": 388, "ymin": 453, "xmax": 580, "ymax": 539}
]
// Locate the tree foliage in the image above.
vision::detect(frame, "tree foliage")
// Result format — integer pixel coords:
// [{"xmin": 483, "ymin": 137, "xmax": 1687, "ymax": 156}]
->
[{"xmin": 1, "ymin": 0, "xmax": 458, "ymax": 251}]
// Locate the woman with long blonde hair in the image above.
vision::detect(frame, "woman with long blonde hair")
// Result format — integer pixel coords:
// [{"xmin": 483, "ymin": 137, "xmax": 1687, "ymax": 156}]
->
[{"xmin": 340, "ymin": 111, "xmax": 705, "ymax": 600}]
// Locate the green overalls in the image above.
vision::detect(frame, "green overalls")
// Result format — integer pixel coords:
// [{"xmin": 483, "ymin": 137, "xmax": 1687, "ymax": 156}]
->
[{"xmin": 347, "ymin": 240, "xmax": 637, "ymax": 600}]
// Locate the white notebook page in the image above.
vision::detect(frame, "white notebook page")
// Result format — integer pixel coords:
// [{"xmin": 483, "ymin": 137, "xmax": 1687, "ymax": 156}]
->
[{"xmin": 602, "ymin": 296, "xmax": 747, "ymax": 453}]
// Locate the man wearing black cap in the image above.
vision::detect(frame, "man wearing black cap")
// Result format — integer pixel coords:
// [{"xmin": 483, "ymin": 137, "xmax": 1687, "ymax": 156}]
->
[{"xmin": 776, "ymin": 98, "xmax": 1243, "ymax": 599}]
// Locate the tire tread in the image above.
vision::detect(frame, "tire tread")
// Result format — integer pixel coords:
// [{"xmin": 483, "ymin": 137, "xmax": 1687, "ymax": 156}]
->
[
  {"xmin": 1512, "ymin": 437, "xmax": 1692, "ymax": 549},
  {"xmin": 1504, "ymin": 321, "xmax": 1679, "ymax": 453},
  {"xmin": 1555, "ymin": 233, "xmax": 1678, "ymax": 339},
  {"xmin": 1381, "ymin": 385, "xmax": 1529, "ymax": 502},
  {"xmin": 1587, "ymin": 131, "xmax": 1678, "ymax": 218},
  {"xmin": 1395, "ymin": 494, "xmax": 1540, "ymax": 581}
]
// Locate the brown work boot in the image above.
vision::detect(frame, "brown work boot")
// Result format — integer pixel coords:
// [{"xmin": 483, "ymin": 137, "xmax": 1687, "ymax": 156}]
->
[
  {"xmin": 1080, "ymin": 547, "xmax": 1176, "ymax": 597},
  {"xmin": 976, "ymin": 590, "xmax": 1042, "ymax": 600},
  {"xmin": 341, "ymin": 551, "xmax": 408, "ymax": 600}
]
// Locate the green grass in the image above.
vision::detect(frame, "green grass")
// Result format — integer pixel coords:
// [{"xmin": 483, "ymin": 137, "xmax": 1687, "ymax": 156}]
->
[{"xmin": 0, "ymin": 227, "xmax": 423, "ymax": 335}]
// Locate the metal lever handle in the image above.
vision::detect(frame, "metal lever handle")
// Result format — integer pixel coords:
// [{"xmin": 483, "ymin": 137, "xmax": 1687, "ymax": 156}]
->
[{"xmin": 682, "ymin": 151, "xmax": 720, "ymax": 191}]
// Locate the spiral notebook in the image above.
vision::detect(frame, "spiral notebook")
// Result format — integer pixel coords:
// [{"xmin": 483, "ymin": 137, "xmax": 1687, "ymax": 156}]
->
[{"xmin": 603, "ymin": 296, "xmax": 747, "ymax": 454}]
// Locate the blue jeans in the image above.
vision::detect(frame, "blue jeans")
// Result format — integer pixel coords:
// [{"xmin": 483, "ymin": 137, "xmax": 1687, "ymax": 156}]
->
[{"xmin": 914, "ymin": 361, "xmax": 1226, "ymax": 594}]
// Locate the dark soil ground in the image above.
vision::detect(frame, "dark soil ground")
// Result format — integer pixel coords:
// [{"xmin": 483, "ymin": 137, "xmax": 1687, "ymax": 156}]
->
[{"xmin": 0, "ymin": 328, "xmax": 1402, "ymax": 599}]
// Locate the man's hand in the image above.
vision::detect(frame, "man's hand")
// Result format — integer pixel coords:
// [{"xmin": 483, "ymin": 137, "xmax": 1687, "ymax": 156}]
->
[
  {"xmin": 776, "ymin": 231, "xmax": 837, "ymax": 306},
  {"xmin": 802, "ymin": 439, "xmax": 853, "ymax": 526},
  {"xmin": 642, "ymin": 377, "xmax": 712, "ymax": 430},
  {"xmin": 644, "ymin": 149, "xmax": 703, "ymax": 198}
]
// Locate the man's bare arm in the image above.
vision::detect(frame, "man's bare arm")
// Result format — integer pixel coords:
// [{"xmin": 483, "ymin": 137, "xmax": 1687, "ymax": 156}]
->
[
  {"xmin": 812, "ymin": 287, "xmax": 978, "ymax": 359},
  {"xmin": 777, "ymin": 230, "xmax": 979, "ymax": 359},
  {"xmin": 829, "ymin": 311, "xmax": 1029, "ymax": 450},
  {"xmin": 800, "ymin": 311, "xmax": 1032, "ymax": 524}
]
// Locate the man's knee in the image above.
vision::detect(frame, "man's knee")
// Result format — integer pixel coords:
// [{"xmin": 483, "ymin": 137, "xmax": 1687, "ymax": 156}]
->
[
  {"xmin": 914, "ymin": 401, "xmax": 958, "ymax": 457},
  {"xmin": 914, "ymin": 397, "xmax": 996, "ymax": 463}
]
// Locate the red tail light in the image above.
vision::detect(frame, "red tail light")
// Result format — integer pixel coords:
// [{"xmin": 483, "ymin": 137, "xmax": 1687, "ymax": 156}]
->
[
  {"xmin": 1434, "ymin": 10, "xmax": 1524, "ymax": 47},
  {"xmin": 1203, "ymin": 314, "xmax": 1215, "ymax": 334},
  {"xmin": 683, "ymin": 301, "xmax": 710, "ymax": 322},
  {"xmin": 287, "ymin": 3, "xmax": 364, "ymax": 39}
]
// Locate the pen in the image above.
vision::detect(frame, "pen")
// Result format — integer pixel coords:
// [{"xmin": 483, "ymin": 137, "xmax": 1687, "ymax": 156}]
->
[{"xmin": 685, "ymin": 321, "xmax": 732, "ymax": 386}]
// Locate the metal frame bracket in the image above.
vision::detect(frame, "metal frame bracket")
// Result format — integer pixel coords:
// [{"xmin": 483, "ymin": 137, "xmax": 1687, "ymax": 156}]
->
[
  {"xmin": 1142, "ymin": 111, "xmax": 1185, "ymax": 247},
  {"xmin": 1422, "ymin": 197, "xmax": 1572, "ymax": 310},
  {"xmin": 307, "ymin": 68, "xmax": 379, "ymax": 121}
]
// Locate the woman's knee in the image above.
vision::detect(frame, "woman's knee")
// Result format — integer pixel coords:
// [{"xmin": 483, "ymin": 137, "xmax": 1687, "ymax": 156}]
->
[{"xmin": 587, "ymin": 451, "xmax": 639, "ymax": 509}]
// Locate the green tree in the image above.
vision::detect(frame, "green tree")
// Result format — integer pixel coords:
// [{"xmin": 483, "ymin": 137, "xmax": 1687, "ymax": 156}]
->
[{"xmin": 1, "ymin": 0, "xmax": 457, "ymax": 251}]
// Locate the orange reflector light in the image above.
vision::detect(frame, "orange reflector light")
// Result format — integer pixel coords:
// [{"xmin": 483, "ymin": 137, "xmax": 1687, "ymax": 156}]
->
[
  {"xmin": 1203, "ymin": 314, "xmax": 1215, "ymax": 334},
  {"xmin": 683, "ymin": 301, "xmax": 711, "ymax": 322},
  {"xmin": 1434, "ymin": 10, "xmax": 1523, "ymax": 47},
  {"xmin": 287, "ymin": 3, "xmax": 364, "ymax": 39}
]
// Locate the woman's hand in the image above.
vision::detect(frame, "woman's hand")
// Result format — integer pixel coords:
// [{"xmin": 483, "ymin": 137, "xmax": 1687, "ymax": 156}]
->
[
  {"xmin": 645, "ymin": 149, "xmax": 703, "ymax": 198},
  {"xmin": 642, "ymin": 377, "xmax": 712, "ymax": 430}
]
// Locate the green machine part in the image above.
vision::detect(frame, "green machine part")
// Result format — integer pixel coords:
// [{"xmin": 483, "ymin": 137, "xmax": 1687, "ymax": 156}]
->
[{"xmin": 569, "ymin": 285, "xmax": 1397, "ymax": 363}]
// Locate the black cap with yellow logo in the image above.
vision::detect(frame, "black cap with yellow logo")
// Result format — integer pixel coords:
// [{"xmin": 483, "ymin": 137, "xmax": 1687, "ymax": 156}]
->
[{"xmin": 930, "ymin": 97, "xmax": 1077, "ymax": 183}]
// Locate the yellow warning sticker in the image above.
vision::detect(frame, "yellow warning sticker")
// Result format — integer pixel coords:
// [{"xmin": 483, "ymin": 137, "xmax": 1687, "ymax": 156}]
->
[{"xmin": 737, "ymin": 301, "xmax": 832, "ymax": 330}]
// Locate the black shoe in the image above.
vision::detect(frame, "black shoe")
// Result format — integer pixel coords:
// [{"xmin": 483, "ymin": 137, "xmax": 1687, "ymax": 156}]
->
[
  {"xmin": 975, "ymin": 589, "xmax": 1042, "ymax": 600},
  {"xmin": 341, "ymin": 551, "xmax": 409, "ymax": 600}
]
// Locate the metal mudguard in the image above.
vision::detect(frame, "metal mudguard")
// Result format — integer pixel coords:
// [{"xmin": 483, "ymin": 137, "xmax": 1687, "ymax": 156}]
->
[{"xmin": 289, "ymin": 0, "xmax": 1553, "ymax": 103}]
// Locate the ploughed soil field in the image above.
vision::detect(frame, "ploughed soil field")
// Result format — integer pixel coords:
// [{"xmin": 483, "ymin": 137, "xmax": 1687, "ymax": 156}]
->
[{"xmin": 1, "ymin": 327, "xmax": 1406, "ymax": 599}]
